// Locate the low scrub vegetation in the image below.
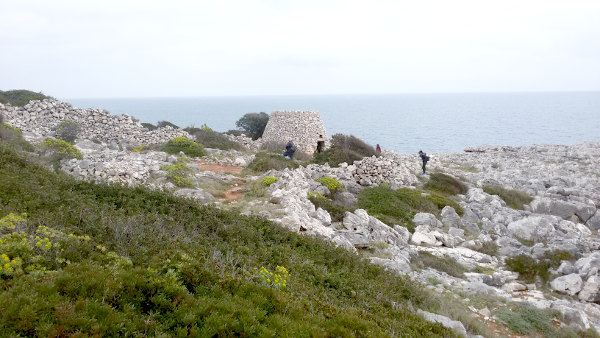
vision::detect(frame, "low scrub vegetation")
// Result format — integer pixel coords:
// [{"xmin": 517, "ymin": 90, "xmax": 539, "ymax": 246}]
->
[
  {"xmin": 161, "ymin": 160, "xmax": 195, "ymax": 188},
  {"xmin": 161, "ymin": 136, "xmax": 205, "ymax": 158},
  {"xmin": 308, "ymin": 191, "xmax": 352, "ymax": 222},
  {"xmin": 41, "ymin": 138, "xmax": 83, "ymax": 161},
  {"xmin": 0, "ymin": 89, "xmax": 52, "ymax": 106},
  {"xmin": 55, "ymin": 120, "xmax": 81, "ymax": 144},
  {"xmin": 358, "ymin": 184, "xmax": 463, "ymax": 232},
  {"xmin": 156, "ymin": 120, "xmax": 180, "ymax": 129},
  {"xmin": 312, "ymin": 134, "xmax": 377, "ymax": 167},
  {"xmin": 505, "ymin": 250, "xmax": 574, "ymax": 284},
  {"xmin": 187, "ymin": 128, "xmax": 243, "ymax": 151},
  {"xmin": 244, "ymin": 152, "xmax": 299, "ymax": 173},
  {"xmin": 411, "ymin": 251, "xmax": 468, "ymax": 278},
  {"xmin": 0, "ymin": 141, "xmax": 455, "ymax": 336},
  {"xmin": 495, "ymin": 303, "xmax": 563, "ymax": 336},
  {"xmin": 0, "ymin": 123, "xmax": 34, "ymax": 152},
  {"xmin": 483, "ymin": 185, "xmax": 533, "ymax": 210},
  {"xmin": 424, "ymin": 173, "xmax": 468, "ymax": 195},
  {"xmin": 141, "ymin": 122, "xmax": 157, "ymax": 130}
]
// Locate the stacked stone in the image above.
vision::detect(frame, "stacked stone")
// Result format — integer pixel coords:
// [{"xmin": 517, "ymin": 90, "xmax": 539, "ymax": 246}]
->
[
  {"xmin": 0, "ymin": 99, "xmax": 190, "ymax": 145},
  {"xmin": 222, "ymin": 133, "xmax": 261, "ymax": 151},
  {"xmin": 351, "ymin": 153, "xmax": 419, "ymax": 187},
  {"xmin": 261, "ymin": 110, "xmax": 329, "ymax": 155}
]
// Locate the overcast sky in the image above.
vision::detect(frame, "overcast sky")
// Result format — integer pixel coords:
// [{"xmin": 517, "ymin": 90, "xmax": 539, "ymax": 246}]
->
[{"xmin": 1, "ymin": 0, "xmax": 600, "ymax": 98}]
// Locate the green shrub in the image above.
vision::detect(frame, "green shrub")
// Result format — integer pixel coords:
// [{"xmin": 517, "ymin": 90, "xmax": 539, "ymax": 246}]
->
[
  {"xmin": 0, "ymin": 123, "xmax": 34, "ymax": 152},
  {"xmin": 245, "ymin": 152, "xmax": 299, "ymax": 173},
  {"xmin": 314, "ymin": 134, "xmax": 377, "ymax": 167},
  {"xmin": 225, "ymin": 129, "xmax": 247, "ymax": 137},
  {"xmin": 141, "ymin": 122, "xmax": 157, "ymax": 130},
  {"xmin": 157, "ymin": 120, "xmax": 180, "ymax": 129},
  {"xmin": 0, "ymin": 90, "xmax": 52, "ymax": 106},
  {"xmin": 475, "ymin": 241, "xmax": 499, "ymax": 256},
  {"xmin": 55, "ymin": 120, "xmax": 81, "ymax": 144},
  {"xmin": 483, "ymin": 185, "xmax": 533, "ymax": 210},
  {"xmin": 131, "ymin": 145, "xmax": 148, "ymax": 152},
  {"xmin": 189, "ymin": 129, "xmax": 242, "ymax": 151},
  {"xmin": 412, "ymin": 251, "xmax": 467, "ymax": 278},
  {"xmin": 505, "ymin": 250, "xmax": 574, "ymax": 284},
  {"xmin": 161, "ymin": 161, "xmax": 194, "ymax": 188},
  {"xmin": 235, "ymin": 112, "xmax": 269, "ymax": 140},
  {"xmin": 496, "ymin": 303, "xmax": 560, "ymax": 336},
  {"xmin": 161, "ymin": 136, "xmax": 205, "ymax": 158},
  {"xmin": 41, "ymin": 138, "xmax": 83, "ymax": 161},
  {"xmin": 315, "ymin": 176, "xmax": 343, "ymax": 194},
  {"xmin": 424, "ymin": 173, "xmax": 468, "ymax": 195},
  {"xmin": 261, "ymin": 176, "xmax": 278, "ymax": 186},
  {"xmin": 358, "ymin": 185, "xmax": 461, "ymax": 232},
  {"xmin": 308, "ymin": 191, "xmax": 351, "ymax": 222}
]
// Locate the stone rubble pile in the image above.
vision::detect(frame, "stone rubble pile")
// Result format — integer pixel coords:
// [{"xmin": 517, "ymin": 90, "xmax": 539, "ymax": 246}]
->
[
  {"xmin": 351, "ymin": 152, "xmax": 420, "ymax": 187},
  {"xmin": 0, "ymin": 99, "xmax": 190, "ymax": 146}
]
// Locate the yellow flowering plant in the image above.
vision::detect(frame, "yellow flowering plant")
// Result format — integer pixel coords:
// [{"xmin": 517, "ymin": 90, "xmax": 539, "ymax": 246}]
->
[{"xmin": 256, "ymin": 265, "xmax": 289, "ymax": 289}]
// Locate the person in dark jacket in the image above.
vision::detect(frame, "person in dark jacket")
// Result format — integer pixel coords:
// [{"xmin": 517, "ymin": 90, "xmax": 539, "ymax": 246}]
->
[
  {"xmin": 418, "ymin": 150, "xmax": 429, "ymax": 175},
  {"xmin": 283, "ymin": 140, "xmax": 295, "ymax": 160}
]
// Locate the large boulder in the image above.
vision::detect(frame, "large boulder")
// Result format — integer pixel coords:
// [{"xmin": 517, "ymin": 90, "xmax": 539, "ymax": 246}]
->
[
  {"xmin": 507, "ymin": 216, "xmax": 555, "ymax": 242},
  {"xmin": 417, "ymin": 310, "xmax": 467, "ymax": 337},
  {"xmin": 413, "ymin": 213, "xmax": 443, "ymax": 228},
  {"xmin": 578, "ymin": 275, "xmax": 600, "ymax": 303},
  {"xmin": 531, "ymin": 197, "xmax": 596, "ymax": 223},
  {"xmin": 173, "ymin": 188, "xmax": 215, "ymax": 203},
  {"xmin": 550, "ymin": 274, "xmax": 584, "ymax": 296}
]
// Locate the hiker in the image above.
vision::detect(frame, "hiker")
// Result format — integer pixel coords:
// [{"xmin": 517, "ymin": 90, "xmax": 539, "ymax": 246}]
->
[
  {"xmin": 284, "ymin": 140, "xmax": 296, "ymax": 160},
  {"xmin": 418, "ymin": 150, "xmax": 430, "ymax": 175},
  {"xmin": 316, "ymin": 134, "xmax": 325, "ymax": 153},
  {"xmin": 376, "ymin": 144, "xmax": 381, "ymax": 153}
]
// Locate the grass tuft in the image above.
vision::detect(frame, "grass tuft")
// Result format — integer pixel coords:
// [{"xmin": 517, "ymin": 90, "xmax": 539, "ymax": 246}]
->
[
  {"xmin": 483, "ymin": 185, "xmax": 533, "ymax": 210},
  {"xmin": 424, "ymin": 173, "xmax": 468, "ymax": 195}
]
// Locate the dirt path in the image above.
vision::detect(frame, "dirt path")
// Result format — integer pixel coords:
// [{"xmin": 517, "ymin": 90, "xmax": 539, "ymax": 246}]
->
[{"xmin": 195, "ymin": 161, "xmax": 245, "ymax": 202}]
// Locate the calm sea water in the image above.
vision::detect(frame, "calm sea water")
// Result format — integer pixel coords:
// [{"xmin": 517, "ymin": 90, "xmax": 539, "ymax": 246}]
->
[{"xmin": 68, "ymin": 92, "xmax": 600, "ymax": 154}]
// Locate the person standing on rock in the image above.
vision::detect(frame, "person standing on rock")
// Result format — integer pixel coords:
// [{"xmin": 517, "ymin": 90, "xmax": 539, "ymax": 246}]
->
[
  {"xmin": 418, "ymin": 150, "xmax": 430, "ymax": 175},
  {"xmin": 376, "ymin": 144, "xmax": 381, "ymax": 153},
  {"xmin": 284, "ymin": 140, "xmax": 296, "ymax": 160}
]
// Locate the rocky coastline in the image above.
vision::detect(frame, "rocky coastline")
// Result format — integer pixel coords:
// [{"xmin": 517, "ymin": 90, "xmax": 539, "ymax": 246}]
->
[{"xmin": 2, "ymin": 98, "xmax": 599, "ymax": 335}]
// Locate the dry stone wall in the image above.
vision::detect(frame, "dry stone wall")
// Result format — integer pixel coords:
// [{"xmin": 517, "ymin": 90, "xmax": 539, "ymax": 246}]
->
[
  {"xmin": 261, "ymin": 110, "xmax": 329, "ymax": 155},
  {"xmin": 0, "ymin": 99, "xmax": 190, "ymax": 145}
]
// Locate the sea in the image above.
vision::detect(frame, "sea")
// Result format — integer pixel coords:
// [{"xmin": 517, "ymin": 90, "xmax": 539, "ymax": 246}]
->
[{"xmin": 67, "ymin": 92, "xmax": 600, "ymax": 154}]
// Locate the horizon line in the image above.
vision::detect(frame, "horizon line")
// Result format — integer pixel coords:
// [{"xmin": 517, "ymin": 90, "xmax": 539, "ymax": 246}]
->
[{"xmin": 61, "ymin": 90, "xmax": 600, "ymax": 101}]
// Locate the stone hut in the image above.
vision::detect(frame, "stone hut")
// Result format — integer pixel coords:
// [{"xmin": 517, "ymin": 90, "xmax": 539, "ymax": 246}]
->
[{"xmin": 261, "ymin": 111, "xmax": 329, "ymax": 155}]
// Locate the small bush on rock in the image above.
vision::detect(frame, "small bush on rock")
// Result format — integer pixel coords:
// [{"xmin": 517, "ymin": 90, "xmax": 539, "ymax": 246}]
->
[
  {"xmin": 245, "ymin": 152, "xmax": 298, "ymax": 173},
  {"xmin": 313, "ymin": 134, "xmax": 377, "ymax": 167},
  {"xmin": 55, "ymin": 120, "xmax": 81, "ymax": 144},
  {"xmin": 307, "ymin": 191, "xmax": 350, "ymax": 222},
  {"xmin": 495, "ymin": 303, "xmax": 562, "ymax": 336},
  {"xmin": 412, "ymin": 251, "xmax": 467, "ymax": 278},
  {"xmin": 157, "ymin": 120, "xmax": 180, "ymax": 129},
  {"xmin": 41, "ymin": 138, "xmax": 83, "ymax": 161},
  {"xmin": 483, "ymin": 185, "xmax": 533, "ymax": 210},
  {"xmin": 505, "ymin": 250, "xmax": 574, "ymax": 284},
  {"xmin": 261, "ymin": 176, "xmax": 278, "ymax": 186},
  {"xmin": 424, "ymin": 173, "xmax": 468, "ymax": 195},
  {"xmin": 161, "ymin": 160, "xmax": 194, "ymax": 188},
  {"xmin": 141, "ymin": 122, "xmax": 157, "ymax": 130},
  {"xmin": 315, "ymin": 177, "xmax": 343, "ymax": 194},
  {"xmin": 161, "ymin": 137, "xmax": 205, "ymax": 158}
]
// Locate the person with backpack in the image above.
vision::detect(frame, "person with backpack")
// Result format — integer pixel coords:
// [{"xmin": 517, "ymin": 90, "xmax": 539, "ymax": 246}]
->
[
  {"xmin": 418, "ymin": 150, "xmax": 430, "ymax": 175},
  {"xmin": 284, "ymin": 140, "xmax": 296, "ymax": 160}
]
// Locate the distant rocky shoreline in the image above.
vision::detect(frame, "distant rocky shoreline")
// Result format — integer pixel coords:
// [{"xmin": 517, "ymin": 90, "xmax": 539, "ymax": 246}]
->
[{"xmin": 2, "ymin": 98, "xmax": 599, "ymax": 334}]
